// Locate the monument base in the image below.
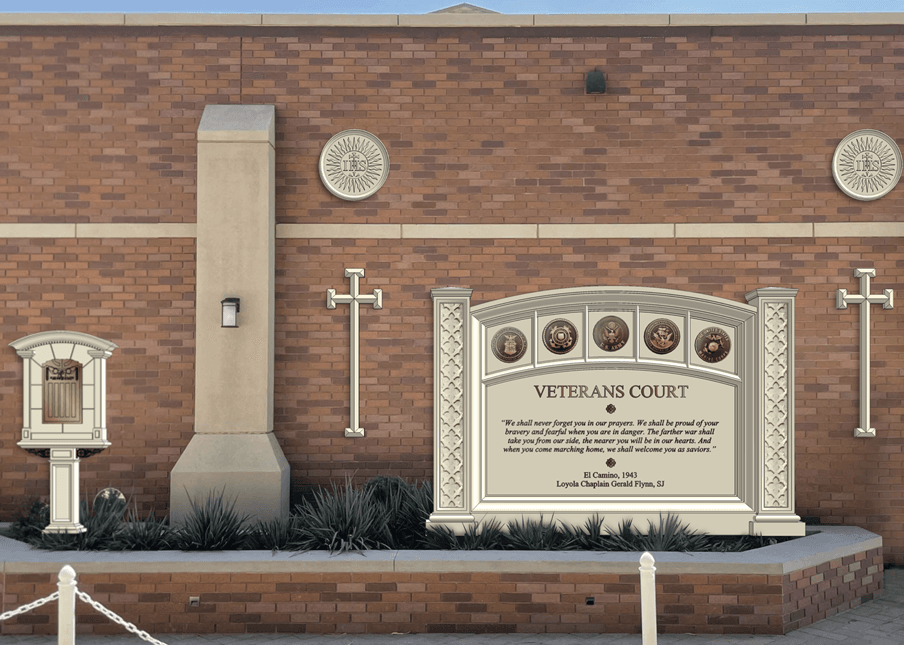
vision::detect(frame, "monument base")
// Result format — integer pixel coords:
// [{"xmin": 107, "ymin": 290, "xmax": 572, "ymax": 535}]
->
[
  {"xmin": 752, "ymin": 514, "xmax": 808, "ymax": 537},
  {"xmin": 170, "ymin": 433, "xmax": 289, "ymax": 526}
]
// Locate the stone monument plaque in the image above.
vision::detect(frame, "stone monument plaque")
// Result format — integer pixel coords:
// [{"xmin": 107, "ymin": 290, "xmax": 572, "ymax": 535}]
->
[{"xmin": 429, "ymin": 286, "xmax": 805, "ymax": 537}]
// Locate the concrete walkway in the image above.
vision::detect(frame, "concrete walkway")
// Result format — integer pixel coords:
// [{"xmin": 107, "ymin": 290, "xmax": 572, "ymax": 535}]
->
[{"xmin": 1, "ymin": 567, "xmax": 901, "ymax": 645}]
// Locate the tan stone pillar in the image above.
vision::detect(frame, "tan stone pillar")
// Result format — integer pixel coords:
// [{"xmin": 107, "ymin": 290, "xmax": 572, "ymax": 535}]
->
[{"xmin": 170, "ymin": 105, "xmax": 289, "ymax": 525}]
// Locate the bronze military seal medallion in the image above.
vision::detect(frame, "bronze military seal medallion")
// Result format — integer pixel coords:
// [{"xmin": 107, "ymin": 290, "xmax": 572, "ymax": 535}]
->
[
  {"xmin": 593, "ymin": 316, "xmax": 630, "ymax": 352},
  {"xmin": 695, "ymin": 327, "xmax": 731, "ymax": 363},
  {"xmin": 491, "ymin": 327, "xmax": 528, "ymax": 363},
  {"xmin": 643, "ymin": 318, "xmax": 680, "ymax": 355},
  {"xmin": 543, "ymin": 319, "xmax": 578, "ymax": 355}
]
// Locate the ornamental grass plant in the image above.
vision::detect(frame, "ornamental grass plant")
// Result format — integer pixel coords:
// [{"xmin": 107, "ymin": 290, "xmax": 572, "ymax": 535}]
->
[{"xmin": 4, "ymin": 478, "xmax": 791, "ymax": 553}]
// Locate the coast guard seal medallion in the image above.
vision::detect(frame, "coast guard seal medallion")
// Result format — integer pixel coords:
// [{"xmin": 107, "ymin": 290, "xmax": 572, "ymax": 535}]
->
[
  {"xmin": 695, "ymin": 327, "xmax": 731, "ymax": 363},
  {"xmin": 832, "ymin": 129, "xmax": 902, "ymax": 201},
  {"xmin": 491, "ymin": 327, "xmax": 527, "ymax": 363},
  {"xmin": 593, "ymin": 316, "xmax": 630, "ymax": 352},
  {"xmin": 543, "ymin": 319, "xmax": 578, "ymax": 355},
  {"xmin": 319, "ymin": 129, "xmax": 390, "ymax": 201},
  {"xmin": 644, "ymin": 318, "xmax": 680, "ymax": 355}
]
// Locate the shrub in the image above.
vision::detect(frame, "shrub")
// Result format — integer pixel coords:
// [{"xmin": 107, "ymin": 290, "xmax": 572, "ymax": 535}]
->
[
  {"xmin": 245, "ymin": 514, "xmax": 302, "ymax": 551},
  {"xmin": 6, "ymin": 498, "xmax": 50, "ymax": 542},
  {"xmin": 290, "ymin": 475, "xmax": 391, "ymax": 554},
  {"xmin": 362, "ymin": 475, "xmax": 433, "ymax": 549},
  {"xmin": 423, "ymin": 518, "xmax": 509, "ymax": 550},
  {"xmin": 172, "ymin": 488, "xmax": 250, "ymax": 551},
  {"xmin": 26, "ymin": 495, "xmax": 125, "ymax": 551},
  {"xmin": 110, "ymin": 505, "xmax": 174, "ymax": 551},
  {"xmin": 506, "ymin": 516, "xmax": 579, "ymax": 551}
]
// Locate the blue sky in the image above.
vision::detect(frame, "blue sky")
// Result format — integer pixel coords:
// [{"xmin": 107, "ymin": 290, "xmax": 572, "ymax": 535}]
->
[{"xmin": 5, "ymin": 0, "xmax": 904, "ymax": 14}]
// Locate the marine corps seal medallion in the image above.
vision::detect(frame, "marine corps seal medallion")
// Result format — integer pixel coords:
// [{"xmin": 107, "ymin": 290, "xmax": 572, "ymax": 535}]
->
[
  {"xmin": 644, "ymin": 318, "xmax": 681, "ymax": 355},
  {"xmin": 491, "ymin": 327, "xmax": 528, "ymax": 363},
  {"xmin": 593, "ymin": 316, "xmax": 630, "ymax": 352},
  {"xmin": 695, "ymin": 327, "xmax": 731, "ymax": 363},
  {"xmin": 543, "ymin": 319, "xmax": 578, "ymax": 355}
]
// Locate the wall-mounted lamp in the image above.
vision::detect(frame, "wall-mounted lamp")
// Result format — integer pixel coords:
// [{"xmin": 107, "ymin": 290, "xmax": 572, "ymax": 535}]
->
[
  {"xmin": 586, "ymin": 69, "xmax": 606, "ymax": 95},
  {"xmin": 221, "ymin": 297, "xmax": 240, "ymax": 328}
]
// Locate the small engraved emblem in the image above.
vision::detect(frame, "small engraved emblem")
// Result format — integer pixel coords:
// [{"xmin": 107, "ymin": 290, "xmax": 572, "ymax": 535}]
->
[
  {"xmin": 491, "ymin": 327, "xmax": 528, "ymax": 363},
  {"xmin": 606, "ymin": 404, "xmax": 616, "ymax": 414},
  {"xmin": 42, "ymin": 358, "xmax": 83, "ymax": 424},
  {"xmin": 695, "ymin": 327, "xmax": 732, "ymax": 363},
  {"xmin": 593, "ymin": 316, "xmax": 630, "ymax": 352},
  {"xmin": 543, "ymin": 319, "xmax": 578, "ymax": 355},
  {"xmin": 319, "ymin": 130, "xmax": 390, "ymax": 201},
  {"xmin": 832, "ymin": 129, "xmax": 902, "ymax": 201},
  {"xmin": 644, "ymin": 319, "xmax": 681, "ymax": 355},
  {"xmin": 606, "ymin": 458, "xmax": 616, "ymax": 468}
]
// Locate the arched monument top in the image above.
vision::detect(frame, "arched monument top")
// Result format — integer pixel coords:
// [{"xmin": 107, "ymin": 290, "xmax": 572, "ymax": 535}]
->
[
  {"xmin": 471, "ymin": 285, "xmax": 757, "ymax": 319},
  {"xmin": 10, "ymin": 330, "xmax": 119, "ymax": 353}
]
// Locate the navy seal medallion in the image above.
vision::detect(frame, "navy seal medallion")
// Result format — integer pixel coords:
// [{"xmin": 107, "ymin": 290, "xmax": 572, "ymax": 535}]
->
[{"xmin": 644, "ymin": 318, "xmax": 681, "ymax": 355}]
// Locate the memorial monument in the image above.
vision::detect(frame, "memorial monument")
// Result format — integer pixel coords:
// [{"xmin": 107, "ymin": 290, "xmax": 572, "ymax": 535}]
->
[{"xmin": 429, "ymin": 285, "xmax": 805, "ymax": 536}]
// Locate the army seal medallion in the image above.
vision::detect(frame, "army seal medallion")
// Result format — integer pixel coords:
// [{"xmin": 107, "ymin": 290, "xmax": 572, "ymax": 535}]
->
[
  {"xmin": 644, "ymin": 318, "xmax": 681, "ymax": 355},
  {"xmin": 593, "ymin": 316, "xmax": 630, "ymax": 352},
  {"xmin": 543, "ymin": 319, "xmax": 578, "ymax": 355},
  {"xmin": 491, "ymin": 327, "xmax": 528, "ymax": 363},
  {"xmin": 832, "ymin": 129, "xmax": 902, "ymax": 201},
  {"xmin": 695, "ymin": 327, "xmax": 731, "ymax": 363}
]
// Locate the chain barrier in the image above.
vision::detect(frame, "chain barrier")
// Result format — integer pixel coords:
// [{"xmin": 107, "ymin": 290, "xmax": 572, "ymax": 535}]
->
[
  {"xmin": 75, "ymin": 590, "xmax": 169, "ymax": 645},
  {"xmin": 0, "ymin": 591, "xmax": 60, "ymax": 622},
  {"xmin": 0, "ymin": 568, "xmax": 168, "ymax": 645}
]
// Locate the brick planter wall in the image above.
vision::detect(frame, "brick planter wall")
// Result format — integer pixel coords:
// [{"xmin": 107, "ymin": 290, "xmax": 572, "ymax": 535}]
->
[{"xmin": 0, "ymin": 543, "xmax": 883, "ymax": 636}]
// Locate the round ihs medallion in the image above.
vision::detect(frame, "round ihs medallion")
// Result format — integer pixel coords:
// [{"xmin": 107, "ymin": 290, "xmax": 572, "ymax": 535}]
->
[
  {"xmin": 491, "ymin": 327, "xmax": 528, "ymax": 363},
  {"xmin": 543, "ymin": 319, "xmax": 578, "ymax": 355},
  {"xmin": 319, "ymin": 129, "xmax": 390, "ymax": 201},
  {"xmin": 593, "ymin": 316, "xmax": 630, "ymax": 352},
  {"xmin": 643, "ymin": 318, "xmax": 681, "ymax": 355},
  {"xmin": 832, "ymin": 129, "xmax": 902, "ymax": 201},
  {"xmin": 695, "ymin": 327, "xmax": 731, "ymax": 363}
]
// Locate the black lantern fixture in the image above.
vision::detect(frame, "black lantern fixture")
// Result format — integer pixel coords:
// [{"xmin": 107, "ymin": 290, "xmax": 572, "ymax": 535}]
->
[
  {"xmin": 586, "ymin": 69, "xmax": 606, "ymax": 94},
  {"xmin": 221, "ymin": 297, "xmax": 240, "ymax": 328}
]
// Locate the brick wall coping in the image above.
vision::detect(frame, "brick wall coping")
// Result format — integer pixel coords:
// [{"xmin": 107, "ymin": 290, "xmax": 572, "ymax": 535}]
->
[
  {"xmin": 0, "ymin": 525, "xmax": 879, "ymax": 576},
  {"xmin": 0, "ymin": 12, "xmax": 902, "ymax": 27},
  {"xmin": 1, "ymin": 222, "xmax": 903, "ymax": 240}
]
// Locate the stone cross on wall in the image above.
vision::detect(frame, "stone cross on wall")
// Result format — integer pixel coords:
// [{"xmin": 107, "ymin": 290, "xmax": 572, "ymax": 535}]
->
[
  {"xmin": 836, "ymin": 268, "xmax": 894, "ymax": 438},
  {"xmin": 327, "ymin": 268, "xmax": 383, "ymax": 437}
]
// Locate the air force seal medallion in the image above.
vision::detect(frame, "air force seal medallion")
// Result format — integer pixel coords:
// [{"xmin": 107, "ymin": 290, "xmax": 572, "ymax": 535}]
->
[
  {"xmin": 491, "ymin": 327, "xmax": 528, "ymax": 363},
  {"xmin": 695, "ymin": 327, "xmax": 731, "ymax": 363},
  {"xmin": 543, "ymin": 319, "xmax": 578, "ymax": 355},
  {"xmin": 644, "ymin": 318, "xmax": 680, "ymax": 355},
  {"xmin": 593, "ymin": 316, "xmax": 630, "ymax": 352}
]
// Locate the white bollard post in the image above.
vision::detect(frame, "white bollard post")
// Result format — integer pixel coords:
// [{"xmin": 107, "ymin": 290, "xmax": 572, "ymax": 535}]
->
[
  {"xmin": 57, "ymin": 565, "xmax": 76, "ymax": 645},
  {"xmin": 639, "ymin": 552, "xmax": 657, "ymax": 645}
]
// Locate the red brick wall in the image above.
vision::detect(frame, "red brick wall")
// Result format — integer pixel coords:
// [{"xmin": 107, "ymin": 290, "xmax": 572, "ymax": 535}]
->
[
  {"xmin": 0, "ymin": 547, "xmax": 883, "ymax": 635},
  {"xmin": 1, "ymin": 26, "xmax": 902, "ymax": 227},
  {"xmin": 1, "ymin": 25, "xmax": 902, "ymax": 561},
  {"xmin": 0, "ymin": 238, "xmax": 195, "ymax": 516}
]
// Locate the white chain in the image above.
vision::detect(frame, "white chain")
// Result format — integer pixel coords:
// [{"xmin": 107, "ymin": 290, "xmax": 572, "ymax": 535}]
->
[
  {"xmin": 0, "ymin": 592, "xmax": 60, "ymax": 622},
  {"xmin": 75, "ymin": 590, "xmax": 169, "ymax": 645}
]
